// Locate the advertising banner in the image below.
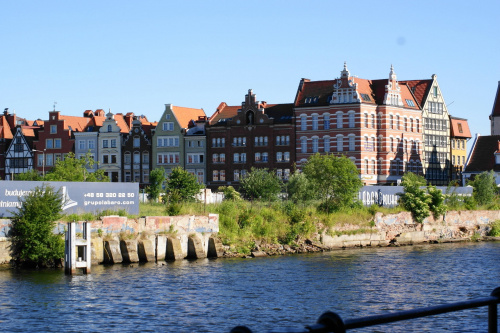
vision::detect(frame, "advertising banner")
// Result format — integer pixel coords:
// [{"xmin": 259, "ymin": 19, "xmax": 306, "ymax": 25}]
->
[
  {"xmin": 0, "ymin": 181, "xmax": 139, "ymax": 217},
  {"xmin": 358, "ymin": 185, "xmax": 473, "ymax": 207}
]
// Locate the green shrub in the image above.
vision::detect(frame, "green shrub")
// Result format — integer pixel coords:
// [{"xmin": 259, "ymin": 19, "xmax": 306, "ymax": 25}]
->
[
  {"xmin": 488, "ymin": 220, "xmax": 500, "ymax": 236},
  {"xmin": 9, "ymin": 185, "xmax": 65, "ymax": 268}
]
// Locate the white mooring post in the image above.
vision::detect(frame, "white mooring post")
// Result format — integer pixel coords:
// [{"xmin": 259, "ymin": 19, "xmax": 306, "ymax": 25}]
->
[{"xmin": 65, "ymin": 221, "xmax": 91, "ymax": 275}]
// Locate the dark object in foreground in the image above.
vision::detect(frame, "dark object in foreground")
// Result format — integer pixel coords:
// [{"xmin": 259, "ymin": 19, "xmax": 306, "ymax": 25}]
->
[{"xmin": 231, "ymin": 287, "xmax": 500, "ymax": 332}]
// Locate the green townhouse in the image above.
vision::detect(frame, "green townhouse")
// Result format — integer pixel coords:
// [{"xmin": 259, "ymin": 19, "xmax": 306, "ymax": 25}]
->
[{"xmin": 152, "ymin": 104, "xmax": 207, "ymax": 182}]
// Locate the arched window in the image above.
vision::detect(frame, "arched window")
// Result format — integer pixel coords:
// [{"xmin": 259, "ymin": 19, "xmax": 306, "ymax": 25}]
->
[
  {"xmin": 371, "ymin": 114, "xmax": 375, "ymax": 128},
  {"xmin": 336, "ymin": 112, "xmax": 343, "ymax": 128},
  {"xmin": 348, "ymin": 112, "xmax": 355, "ymax": 128},
  {"xmin": 301, "ymin": 137, "xmax": 307, "ymax": 153},
  {"xmin": 337, "ymin": 135, "xmax": 343, "ymax": 152},
  {"xmin": 364, "ymin": 113, "xmax": 369, "ymax": 128}
]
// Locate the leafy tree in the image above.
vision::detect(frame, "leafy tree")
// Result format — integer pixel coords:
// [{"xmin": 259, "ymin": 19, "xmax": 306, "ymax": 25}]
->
[
  {"xmin": 399, "ymin": 172, "xmax": 432, "ymax": 223},
  {"xmin": 218, "ymin": 186, "xmax": 242, "ymax": 201},
  {"xmin": 146, "ymin": 168, "xmax": 166, "ymax": 201},
  {"xmin": 44, "ymin": 152, "xmax": 109, "ymax": 182},
  {"xmin": 165, "ymin": 167, "xmax": 202, "ymax": 201},
  {"xmin": 428, "ymin": 185, "xmax": 446, "ymax": 218},
  {"xmin": 9, "ymin": 185, "xmax": 65, "ymax": 268},
  {"xmin": 302, "ymin": 154, "xmax": 362, "ymax": 212},
  {"xmin": 286, "ymin": 171, "xmax": 319, "ymax": 203},
  {"xmin": 468, "ymin": 171, "xmax": 498, "ymax": 206},
  {"xmin": 15, "ymin": 169, "xmax": 42, "ymax": 181},
  {"xmin": 240, "ymin": 167, "xmax": 283, "ymax": 201}
]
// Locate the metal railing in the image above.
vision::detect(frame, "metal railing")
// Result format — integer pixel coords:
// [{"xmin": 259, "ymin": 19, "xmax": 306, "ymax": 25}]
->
[{"xmin": 231, "ymin": 287, "xmax": 500, "ymax": 333}]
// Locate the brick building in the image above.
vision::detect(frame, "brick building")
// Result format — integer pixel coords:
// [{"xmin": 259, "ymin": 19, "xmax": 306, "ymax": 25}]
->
[
  {"xmin": 206, "ymin": 89, "xmax": 295, "ymax": 190},
  {"xmin": 294, "ymin": 64, "xmax": 423, "ymax": 185}
]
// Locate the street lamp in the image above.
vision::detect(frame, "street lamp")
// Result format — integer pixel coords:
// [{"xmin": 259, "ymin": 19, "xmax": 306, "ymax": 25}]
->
[{"xmin": 32, "ymin": 149, "xmax": 46, "ymax": 176}]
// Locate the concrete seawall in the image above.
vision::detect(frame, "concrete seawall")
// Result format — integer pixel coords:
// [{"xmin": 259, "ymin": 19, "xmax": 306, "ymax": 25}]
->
[{"xmin": 0, "ymin": 211, "xmax": 499, "ymax": 264}]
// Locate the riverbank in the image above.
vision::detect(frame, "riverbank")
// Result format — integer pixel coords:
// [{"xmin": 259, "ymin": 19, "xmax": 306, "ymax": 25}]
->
[{"xmin": 1, "ymin": 210, "xmax": 499, "ymax": 264}]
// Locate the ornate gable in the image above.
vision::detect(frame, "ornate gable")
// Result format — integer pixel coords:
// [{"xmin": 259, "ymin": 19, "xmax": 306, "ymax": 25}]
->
[
  {"xmin": 233, "ymin": 89, "xmax": 271, "ymax": 126},
  {"xmin": 330, "ymin": 62, "xmax": 361, "ymax": 104},
  {"xmin": 383, "ymin": 65, "xmax": 404, "ymax": 106}
]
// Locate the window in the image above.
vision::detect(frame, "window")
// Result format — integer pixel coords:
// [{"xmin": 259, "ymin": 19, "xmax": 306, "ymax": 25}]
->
[
  {"xmin": 406, "ymin": 99, "xmax": 415, "ymax": 107},
  {"xmin": 124, "ymin": 152, "xmax": 131, "ymax": 164},
  {"xmin": 433, "ymin": 86, "xmax": 438, "ymax": 97},
  {"xmin": 53, "ymin": 138, "xmax": 61, "ymax": 149},
  {"xmin": 364, "ymin": 160, "xmax": 369, "ymax": 174},
  {"xmin": 458, "ymin": 123, "xmax": 463, "ymax": 133},
  {"xmin": 163, "ymin": 122, "xmax": 174, "ymax": 131},
  {"xmin": 416, "ymin": 119, "xmax": 420, "ymax": 132},
  {"xmin": 111, "ymin": 139, "xmax": 117, "ymax": 148},
  {"xmin": 323, "ymin": 114, "xmax": 330, "ymax": 130},
  {"xmin": 284, "ymin": 169, "xmax": 290, "ymax": 181},
  {"xmin": 276, "ymin": 169, "xmax": 283, "ymax": 179},
  {"xmin": 38, "ymin": 154, "xmax": 44, "ymax": 167},
  {"xmin": 371, "ymin": 114, "xmax": 375, "ymax": 128},
  {"xmin": 234, "ymin": 170, "xmax": 240, "ymax": 181},
  {"xmin": 220, "ymin": 153, "xmax": 225, "ymax": 163},
  {"xmin": 234, "ymin": 153, "xmax": 239, "ymax": 163},
  {"xmin": 284, "ymin": 152, "xmax": 290, "ymax": 162},
  {"xmin": 262, "ymin": 152, "xmax": 268, "ymax": 162},
  {"xmin": 348, "ymin": 136, "xmax": 355, "ymax": 151},
  {"xmin": 79, "ymin": 140, "xmax": 86, "ymax": 150},
  {"xmin": 103, "ymin": 155, "xmax": 109, "ymax": 164},
  {"xmin": 212, "ymin": 154, "xmax": 219, "ymax": 163},
  {"xmin": 348, "ymin": 112, "xmax": 355, "ymax": 128},
  {"xmin": 337, "ymin": 135, "xmax": 343, "ymax": 152},
  {"xmin": 196, "ymin": 170, "xmax": 204, "ymax": 184},
  {"xmin": 46, "ymin": 139, "xmax": 53, "ymax": 149},
  {"xmin": 45, "ymin": 154, "xmax": 53, "ymax": 166},
  {"xmin": 301, "ymin": 137, "xmax": 307, "ymax": 153},
  {"xmin": 300, "ymin": 115, "xmax": 307, "ymax": 131},
  {"xmin": 133, "ymin": 137, "xmax": 140, "ymax": 147},
  {"xmin": 187, "ymin": 153, "xmax": 204, "ymax": 164},
  {"xmin": 255, "ymin": 152, "xmax": 261, "ymax": 162},
  {"xmin": 364, "ymin": 113, "xmax": 369, "ymax": 128},
  {"xmin": 389, "ymin": 115, "xmax": 394, "ymax": 129},
  {"xmin": 396, "ymin": 115, "xmax": 400, "ymax": 130},
  {"xmin": 324, "ymin": 137, "xmax": 330, "ymax": 152},
  {"xmin": 133, "ymin": 152, "xmax": 140, "ymax": 164},
  {"xmin": 107, "ymin": 125, "xmax": 112, "ymax": 132},
  {"xmin": 143, "ymin": 170, "xmax": 150, "ymax": 183},
  {"xmin": 157, "ymin": 136, "xmax": 179, "ymax": 147},
  {"xmin": 125, "ymin": 171, "xmax": 131, "ymax": 182},
  {"xmin": 103, "ymin": 140, "xmax": 108, "ymax": 148},
  {"xmin": 157, "ymin": 153, "xmax": 180, "ymax": 164},
  {"xmin": 143, "ymin": 153, "xmax": 149, "ymax": 164},
  {"xmin": 50, "ymin": 125, "xmax": 57, "ymax": 134},
  {"xmin": 276, "ymin": 152, "xmax": 282, "ymax": 162},
  {"xmin": 213, "ymin": 170, "xmax": 219, "ymax": 181},
  {"xmin": 336, "ymin": 113, "xmax": 343, "ymax": 128},
  {"xmin": 220, "ymin": 170, "xmax": 225, "ymax": 181},
  {"xmin": 88, "ymin": 140, "xmax": 95, "ymax": 149},
  {"xmin": 111, "ymin": 155, "xmax": 117, "ymax": 164},
  {"xmin": 134, "ymin": 171, "xmax": 140, "ymax": 182},
  {"xmin": 390, "ymin": 137, "xmax": 394, "ymax": 152},
  {"xmin": 312, "ymin": 138, "xmax": 319, "ymax": 153},
  {"xmin": 378, "ymin": 114, "xmax": 382, "ymax": 129},
  {"xmin": 312, "ymin": 115, "xmax": 318, "ymax": 130},
  {"xmin": 361, "ymin": 94, "xmax": 371, "ymax": 101}
]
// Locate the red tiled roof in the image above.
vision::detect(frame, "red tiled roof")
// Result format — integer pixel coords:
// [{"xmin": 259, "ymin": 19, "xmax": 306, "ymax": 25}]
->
[
  {"xmin": 490, "ymin": 81, "xmax": 500, "ymax": 117},
  {"xmin": 171, "ymin": 106, "xmax": 206, "ymax": 128},
  {"xmin": 113, "ymin": 114, "xmax": 131, "ymax": 133},
  {"xmin": 21, "ymin": 126, "xmax": 39, "ymax": 137},
  {"xmin": 295, "ymin": 77, "xmax": 420, "ymax": 109},
  {"xmin": 401, "ymin": 79, "xmax": 432, "ymax": 108},
  {"xmin": 466, "ymin": 135, "xmax": 500, "ymax": 172},
  {"xmin": 59, "ymin": 115, "xmax": 91, "ymax": 133},
  {"xmin": 450, "ymin": 117, "xmax": 472, "ymax": 138},
  {"xmin": 0, "ymin": 116, "xmax": 13, "ymax": 139}
]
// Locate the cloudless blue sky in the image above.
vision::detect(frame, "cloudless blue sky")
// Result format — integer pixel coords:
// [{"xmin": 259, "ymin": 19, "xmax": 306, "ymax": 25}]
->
[{"xmin": 1, "ymin": 1, "xmax": 499, "ymax": 139}]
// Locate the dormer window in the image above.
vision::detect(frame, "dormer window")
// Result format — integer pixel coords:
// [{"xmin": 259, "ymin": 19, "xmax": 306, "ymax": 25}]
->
[
  {"xmin": 458, "ymin": 123, "xmax": 463, "ymax": 133},
  {"xmin": 361, "ymin": 94, "xmax": 371, "ymax": 102},
  {"xmin": 406, "ymin": 99, "xmax": 415, "ymax": 107}
]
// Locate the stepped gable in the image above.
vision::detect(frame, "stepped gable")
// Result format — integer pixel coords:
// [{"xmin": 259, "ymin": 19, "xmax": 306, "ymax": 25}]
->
[
  {"xmin": 171, "ymin": 106, "xmax": 206, "ymax": 129},
  {"xmin": 490, "ymin": 81, "xmax": 500, "ymax": 118},
  {"xmin": 466, "ymin": 135, "xmax": 500, "ymax": 172},
  {"xmin": 450, "ymin": 117, "xmax": 471, "ymax": 139}
]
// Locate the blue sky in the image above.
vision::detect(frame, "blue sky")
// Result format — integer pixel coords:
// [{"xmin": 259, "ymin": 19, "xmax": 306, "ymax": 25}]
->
[{"xmin": 1, "ymin": 1, "xmax": 499, "ymax": 139}]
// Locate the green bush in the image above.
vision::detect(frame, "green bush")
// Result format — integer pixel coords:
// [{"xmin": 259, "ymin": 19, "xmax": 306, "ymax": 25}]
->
[
  {"xmin": 9, "ymin": 185, "xmax": 65, "ymax": 268},
  {"xmin": 488, "ymin": 220, "xmax": 500, "ymax": 236}
]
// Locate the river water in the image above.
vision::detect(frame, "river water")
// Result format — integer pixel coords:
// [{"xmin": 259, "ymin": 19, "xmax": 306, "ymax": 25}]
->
[{"xmin": 0, "ymin": 242, "xmax": 498, "ymax": 332}]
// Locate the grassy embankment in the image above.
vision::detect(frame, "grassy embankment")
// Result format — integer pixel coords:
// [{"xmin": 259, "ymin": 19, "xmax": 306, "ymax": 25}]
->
[{"xmin": 61, "ymin": 200, "xmax": 405, "ymax": 254}]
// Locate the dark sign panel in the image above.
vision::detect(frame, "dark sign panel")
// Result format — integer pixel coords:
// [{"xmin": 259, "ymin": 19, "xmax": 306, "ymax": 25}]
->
[
  {"xmin": 0, "ymin": 181, "xmax": 139, "ymax": 217},
  {"xmin": 358, "ymin": 185, "xmax": 473, "ymax": 207}
]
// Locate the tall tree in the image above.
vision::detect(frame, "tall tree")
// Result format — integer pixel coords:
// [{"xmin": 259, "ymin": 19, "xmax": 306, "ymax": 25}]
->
[
  {"xmin": 469, "ymin": 170, "xmax": 498, "ymax": 206},
  {"xmin": 240, "ymin": 167, "xmax": 283, "ymax": 201},
  {"xmin": 302, "ymin": 153, "xmax": 362, "ymax": 211},
  {"xmin": 9, "ymin": 185, "xmax": 65, "ymax": 268},
  {"xmin": 146, "ymin": 168, "xmax": 166, "ymax": 202},
  {"xmin": 43, "ymin": 152, "xmax": 108, "ymax": 182},
  {"xmin": 165, "ymin": 167, "xmax": 202, "ymax": 201}
]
